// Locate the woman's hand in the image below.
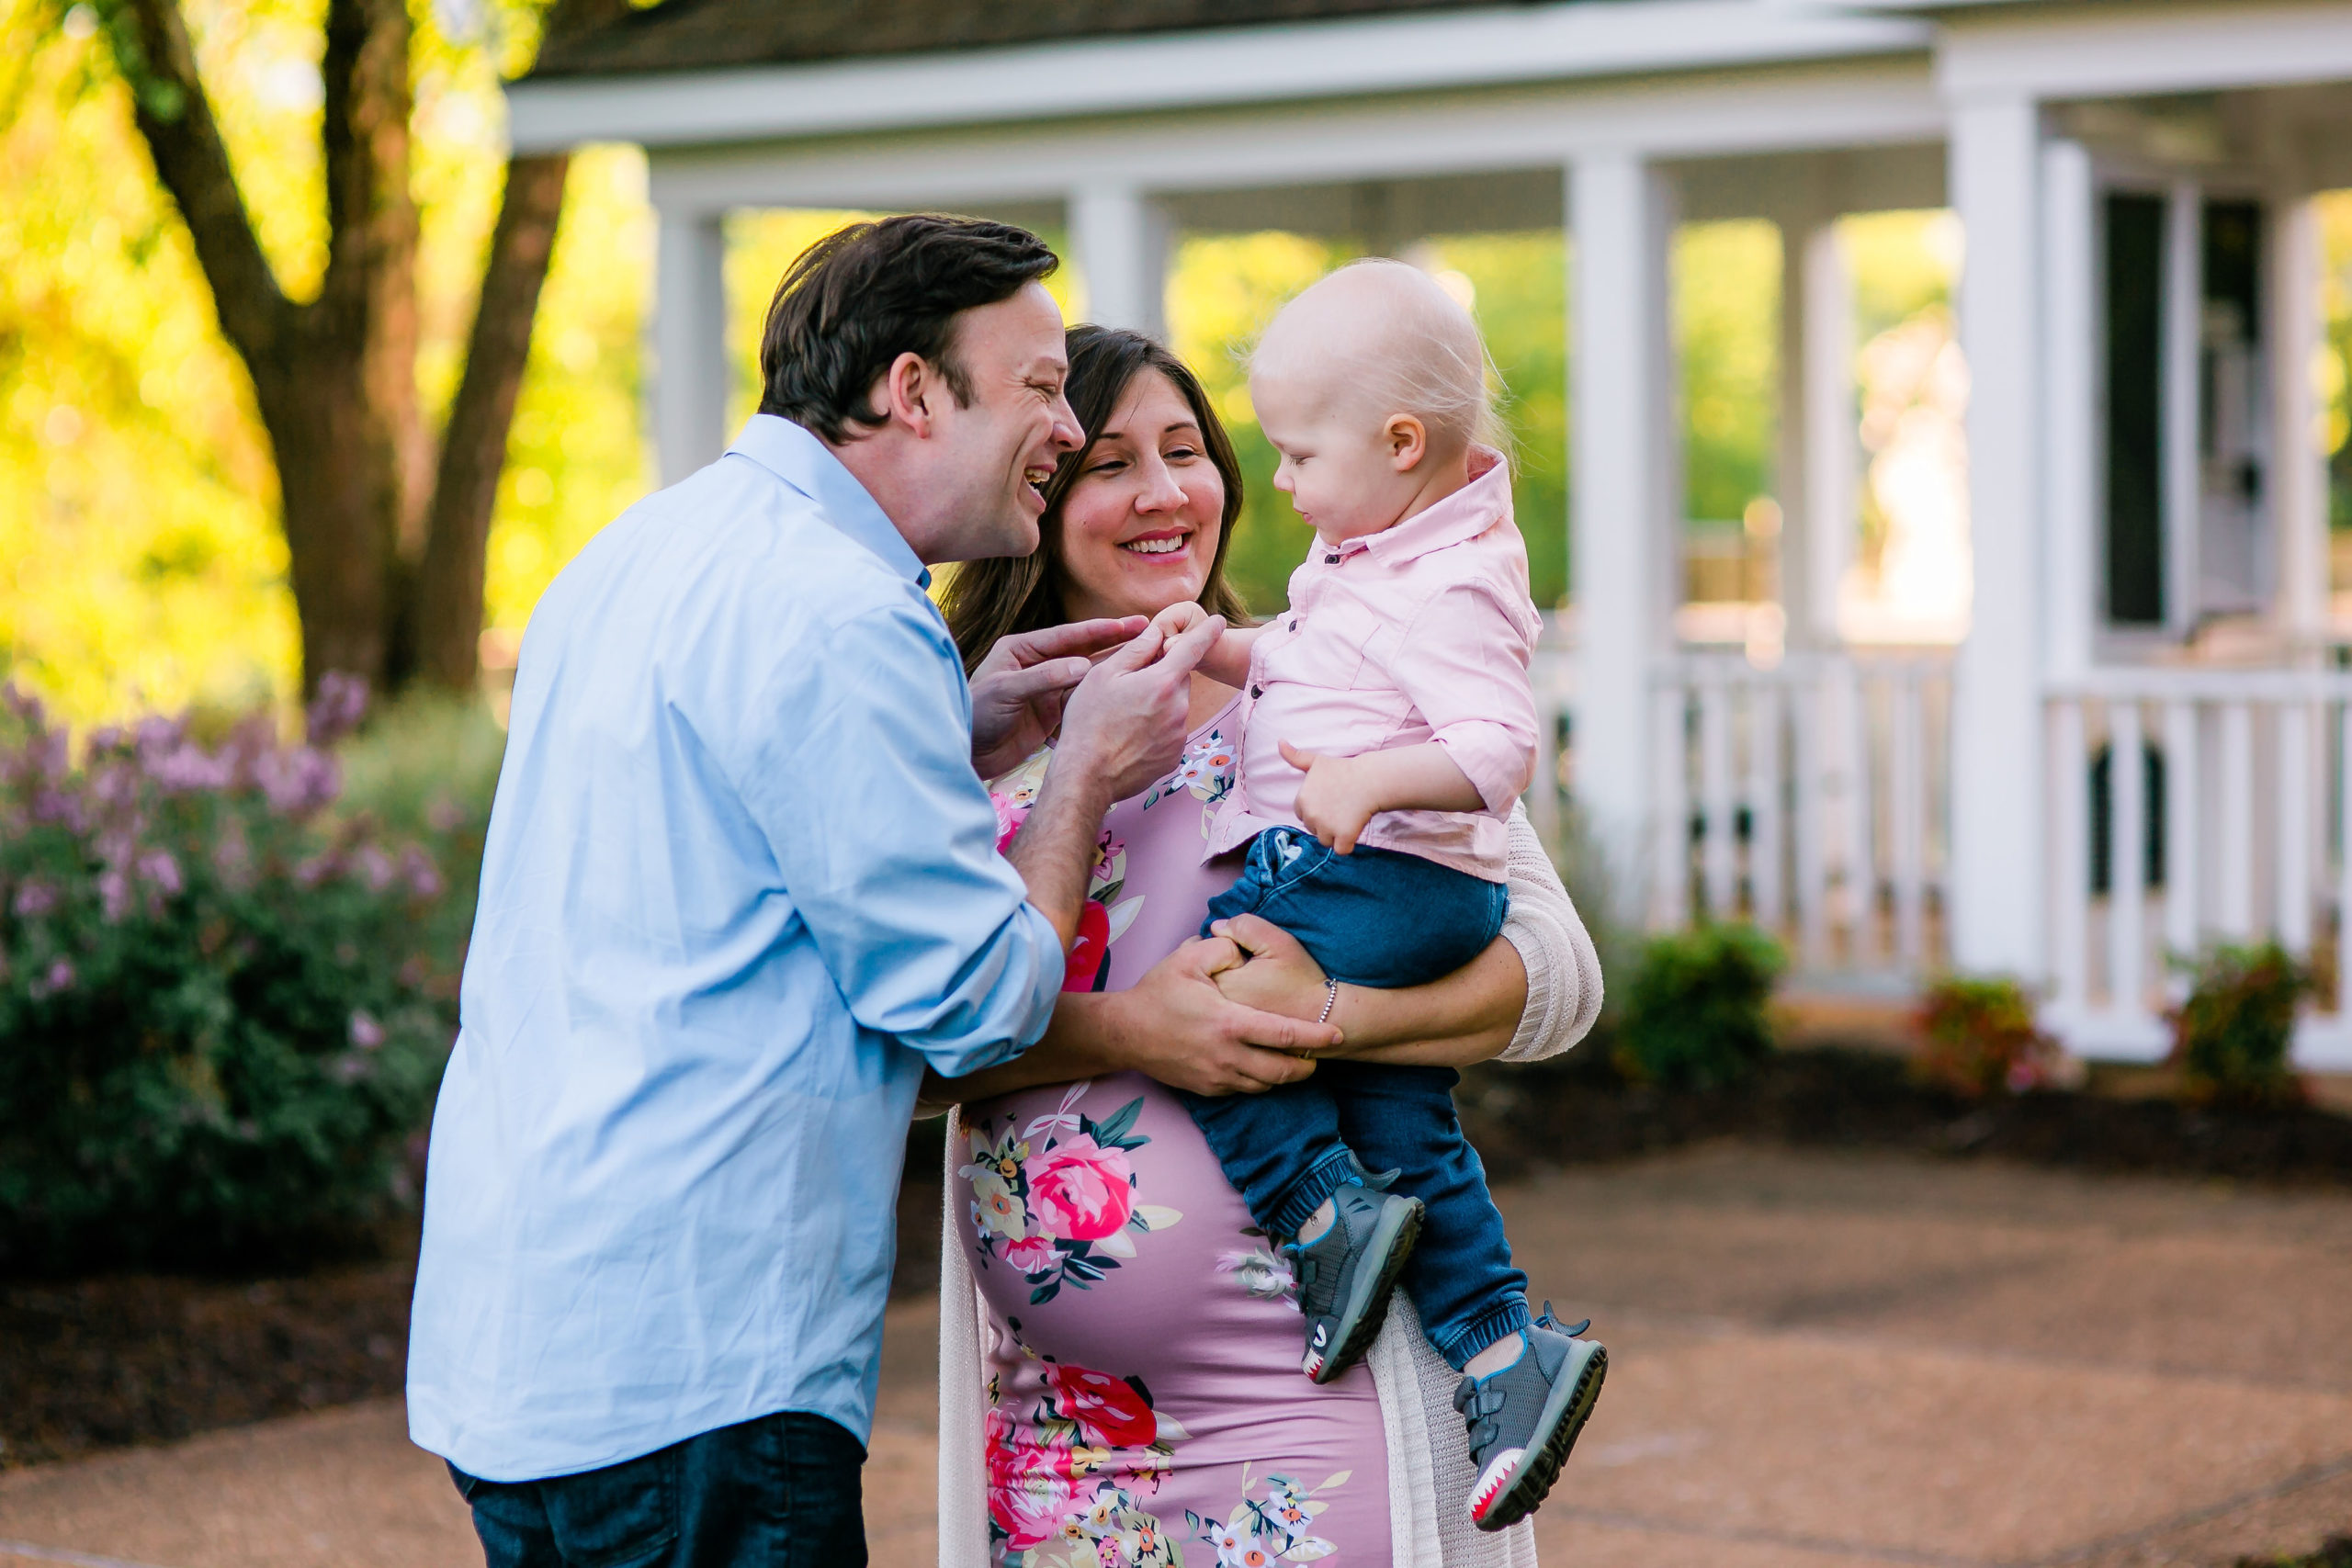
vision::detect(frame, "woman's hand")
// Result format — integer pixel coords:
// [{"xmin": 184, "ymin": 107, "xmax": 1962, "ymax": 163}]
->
[
  {"xmin": 968, "ymin": 616, "xmax": 1146, "ymax": 778},
  {"xmin": 1212, "ymin": 912, "xmax": 1529, "ymax": 1067},
  {"xmin": 922, "ymin": 933, "xmax": 1337, "ymax": 1107},
  {"xmin": 1204, "ymin": 913, "xmax": 1334, "ymax": 1027}
]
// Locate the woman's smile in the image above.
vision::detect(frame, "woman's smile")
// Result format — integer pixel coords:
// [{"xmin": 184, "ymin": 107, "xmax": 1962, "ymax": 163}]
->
[{"xmin": 1120, "ymin": 529, "xmax": 1192, "ymax": 558}]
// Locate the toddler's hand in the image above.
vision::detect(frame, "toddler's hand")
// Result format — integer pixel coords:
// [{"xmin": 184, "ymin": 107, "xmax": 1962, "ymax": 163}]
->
[
  {"xmin": 1281, "ymin": 739, "xmax": 1380, "ymax": 854},
  {"xmin": 1150, "ymin": 601, "xmax": 1211, "ymax": 641}
]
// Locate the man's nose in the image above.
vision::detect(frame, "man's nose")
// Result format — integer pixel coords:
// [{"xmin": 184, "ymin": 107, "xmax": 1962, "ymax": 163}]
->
[{"xmin": 1048, "ymin": 394, "xmax": 1082, "ymax": 451}]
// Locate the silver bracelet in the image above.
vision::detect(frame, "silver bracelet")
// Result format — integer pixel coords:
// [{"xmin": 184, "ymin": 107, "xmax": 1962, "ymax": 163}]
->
[{"xmin": 1317, "ymin": 976, "xmax": 1340, "ymax": 1026}]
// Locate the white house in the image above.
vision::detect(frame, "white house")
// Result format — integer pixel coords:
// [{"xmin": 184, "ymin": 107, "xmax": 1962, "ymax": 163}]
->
[{"xmin": 506, "ymin": 0, "xmax": 2352, "ymax": 1066}]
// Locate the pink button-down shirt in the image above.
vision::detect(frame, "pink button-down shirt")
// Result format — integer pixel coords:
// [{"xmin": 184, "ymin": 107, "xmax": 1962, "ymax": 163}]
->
[{"xmin": 1206, "ymin": 448, "xmax": 1541, "ymax": 882}]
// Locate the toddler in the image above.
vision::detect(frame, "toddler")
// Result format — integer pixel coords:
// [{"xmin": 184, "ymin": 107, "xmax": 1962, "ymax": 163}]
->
[{"xmin": 1163, "ymin": 260, "xmax": 1604, "ymax": 1533}]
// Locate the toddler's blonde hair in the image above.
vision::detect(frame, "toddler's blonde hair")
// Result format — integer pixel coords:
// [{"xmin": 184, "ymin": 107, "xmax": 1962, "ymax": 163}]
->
[{"xmin": 1250, "ymin": 257, "xmax": 1508, "ymax": 458}]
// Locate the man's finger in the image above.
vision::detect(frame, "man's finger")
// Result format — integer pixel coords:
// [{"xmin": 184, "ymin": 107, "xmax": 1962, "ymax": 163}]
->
[
  {"xmin": 989, "ymin": 656, "xmax": 1093, "ymax": 701},
  {"xmin": 1149, "ymin": 614, "xmax": 1227, "ymax": 681},
  {"xmin": 1091, "ymin": 619, "xmax": 1169, "ymax": 674},
  {"xmin": 1229, "ymin": 1003, "xmax": 1342, "ymax": 1055},
  {"xmin": 1229, "ymin": 1046, "xmax": 1318, "ymax": 1090},
  {"xmin": 1216, "ymin": 912, "xmax": 1295, "ymax": 963},
  {"xmin": 1194, "ymin": 934, "xmax": 1246, "ymax": 976},
  {"xmin": 1011, "ymin": 617, "xmax": 1148, "ymax": 663}
]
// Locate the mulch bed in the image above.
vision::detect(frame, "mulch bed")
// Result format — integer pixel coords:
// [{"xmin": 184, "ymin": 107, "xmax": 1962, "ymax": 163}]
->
[
  {"xmin": 0, "ymin": 1145, "xmax": 950, "ymax": 1472},
  {"xmin": 1453, "ymin": 1044, "xmax": 2352, "ymax": 1189},
  {"xmin": 7, "ymin": 1056, "xmax": 2347, "ymax": 1473}
]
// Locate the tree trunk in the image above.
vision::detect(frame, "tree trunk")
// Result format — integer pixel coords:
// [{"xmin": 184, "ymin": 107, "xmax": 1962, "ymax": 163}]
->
[
  {"xmin": 413, "ymin": 152, "xmax": 572, "ymax": 690},
  {"xmin": 101, "ymin": 0, "xmax": 587, "ymax": 700}
]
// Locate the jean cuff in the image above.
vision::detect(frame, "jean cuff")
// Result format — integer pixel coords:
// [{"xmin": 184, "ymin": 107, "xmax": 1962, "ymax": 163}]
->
[
  {"xmin": 1436, "ymin": 1296, "xmax": 1533, "ymax": 1372},
  {"xmin": 1270, "ymin": 1149, "xmax": 1364, "ymax": 1239}
]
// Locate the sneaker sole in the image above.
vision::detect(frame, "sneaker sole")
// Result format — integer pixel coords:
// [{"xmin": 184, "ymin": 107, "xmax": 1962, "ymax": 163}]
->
[
  {"xmin": 1471, "ymin": 1339, "xmax": 1607, "ymax": 1532},
  {"xmin": 1304, "ymin": 1197, "xmax": 1424, "ymax": 1385}
]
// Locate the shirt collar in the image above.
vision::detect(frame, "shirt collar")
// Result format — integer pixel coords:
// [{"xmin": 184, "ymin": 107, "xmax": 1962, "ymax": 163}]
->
[
  {"xmin": 1344, "ymin": 446, "xmax": 1512, "ymax": 567},
  {"xmin": 724, "ymin": 414, "xmax": 932, "ymax": 589}
]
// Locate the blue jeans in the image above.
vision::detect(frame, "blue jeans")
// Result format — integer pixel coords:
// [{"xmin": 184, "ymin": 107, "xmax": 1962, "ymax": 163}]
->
[
  {"xmin": 447, "ymin": 1411, "xmax": 865, "ymax": 1568},
  {"xmin": 1182, "ymin": 827, "xmax": 1528, "ymax": 1371}
]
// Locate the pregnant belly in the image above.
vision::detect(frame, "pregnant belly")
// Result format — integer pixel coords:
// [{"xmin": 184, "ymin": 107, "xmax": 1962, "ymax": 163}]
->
[{"xmin": 956, "ymin": 1074, "xmax": 1391, "ymax": 1567}]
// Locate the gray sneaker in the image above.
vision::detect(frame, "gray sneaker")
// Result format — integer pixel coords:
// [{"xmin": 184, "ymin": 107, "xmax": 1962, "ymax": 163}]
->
[
  {"xmin": 1457, "ymin": 1305, "xmax": 1607, "ymax": 1532},
  {"xmin": 1283, "ymin": 1184, "xmax": 1424, "ymax": 1383}
]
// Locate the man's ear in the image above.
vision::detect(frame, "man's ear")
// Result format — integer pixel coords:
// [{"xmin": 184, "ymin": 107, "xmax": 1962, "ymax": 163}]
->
[
  {"xmin": 879, "ymin": 351, "xmax": 940, "ymax": 437},
  {"xmin": 1385, "ymin": 413, "xmax": 1429, "ymax": 472}
]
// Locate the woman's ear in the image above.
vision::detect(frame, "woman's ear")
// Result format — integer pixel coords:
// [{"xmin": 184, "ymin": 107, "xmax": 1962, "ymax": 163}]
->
[{"xmin": 1385, "ymin": 413, "xmax": 1429, "ymax": 471}]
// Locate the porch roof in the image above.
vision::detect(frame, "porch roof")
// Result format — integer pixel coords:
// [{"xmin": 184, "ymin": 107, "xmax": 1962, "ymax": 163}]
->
[{"xmin": 529, "ymin": 0, "xmax": 1603, "ymax": 79}]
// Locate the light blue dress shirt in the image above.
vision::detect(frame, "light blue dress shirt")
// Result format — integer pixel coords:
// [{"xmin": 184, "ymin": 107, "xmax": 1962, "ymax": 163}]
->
[{"xmin": 407, "ymin": 415, "xmax": 1064, "ymax": 1482}]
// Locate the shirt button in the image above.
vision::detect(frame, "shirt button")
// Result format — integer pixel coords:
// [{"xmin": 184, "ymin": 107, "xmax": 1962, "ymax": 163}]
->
[
  {"xmin": 1288, "ymin": 620, "xmax": 1298, "ymax": 631},
  {"xmin": 1324, "ymin": 553, "xmax": 1340, "ymax": 564},
  {"xmin": 1250, "ymin": 685, "xmax": 1262, "ymax": 698}
]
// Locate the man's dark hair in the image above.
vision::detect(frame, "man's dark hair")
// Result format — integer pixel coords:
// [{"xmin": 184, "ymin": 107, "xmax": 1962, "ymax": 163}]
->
[{"xmin": 757, "ymin": 215, "xmax": 1060, "ymax": 443}]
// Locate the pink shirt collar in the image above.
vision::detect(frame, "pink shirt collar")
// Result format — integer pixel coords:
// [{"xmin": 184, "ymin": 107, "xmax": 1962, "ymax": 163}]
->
[{"xmin": 1325, "ymin": 446, "xmax": 1511, "ymax": 567}]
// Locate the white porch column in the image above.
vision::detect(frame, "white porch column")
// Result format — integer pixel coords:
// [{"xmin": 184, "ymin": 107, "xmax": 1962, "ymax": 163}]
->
[
  {"xmin": 1569, "ymin": 153, "xmax": 1680, "ymax": 906},
  {"xmin": 2041, "ymin": 137, "xmax": 2098, "ymax": 682},
  {"xmin": 1777, "ymin": 215, "xmax": 1856, "ymax": 649},
  {"xmin": 1949, "ymin": 95, "xmax": 2048, "ymax": 979},
  {"xmin": 1069, "ymin": 184, "xmax": 1172, "ymax": 339},
  {"xmin": 654, "ymin": 209, "xmax": 730, "ymax": 486},
  {"xmin": 2269, "ymin": 191, "xmax": 2330, "ymax": 652}
]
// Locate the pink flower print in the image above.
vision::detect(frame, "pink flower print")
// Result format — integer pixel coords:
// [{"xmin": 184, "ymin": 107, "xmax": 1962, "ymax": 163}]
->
[
  {"xmin": 1063, "ymin": 899, "xmax": 1111, "ymax": 992},
  {"xmin": 986, "ymin": 1415, "xmax": 1079, "ymax": 1551},
  {"xmin": 991, "ymin": 790, "xmax": 1033, "ymax": 854},
  {"xmin": 1026, "ymin": 1133, "xmax": 1135, "ymax": 1241},
  {"xmin": 1002, "ymin": 1235, "xmax": 1057, "ymax": 1275},
  {"xmin": 1046, "ymin": 1364, "xmax": 1158, "ymax": 1449}
]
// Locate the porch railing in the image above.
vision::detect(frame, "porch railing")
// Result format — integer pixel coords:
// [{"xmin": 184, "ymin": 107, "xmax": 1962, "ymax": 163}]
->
[
  {"xmin": 1526, "ymin": 645, "xmax": 1955, "ymax": 984},
  {"xmin": 2044, "ymin": 670, "xmax": 2352, "ymax": 1068}
]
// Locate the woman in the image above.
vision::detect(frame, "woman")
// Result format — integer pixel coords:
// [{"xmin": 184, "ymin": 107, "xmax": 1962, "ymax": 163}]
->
[{"xmin": 930, "ymin": 327, "xmax": 1600, "ymax": 1568}]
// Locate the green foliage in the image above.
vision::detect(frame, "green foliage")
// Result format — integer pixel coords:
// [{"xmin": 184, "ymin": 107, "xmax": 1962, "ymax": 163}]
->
[
  {"xmin": 1911, "ymin": 975, "xmax": 2059, "ymax": 1100},
  {"xmin": 1615, "ymin": 922, "xmax": 1786, "ymax": 1091},
  {"xmin": 336, "ymin": 689, "xmax": 508, "ymax": 974},
  {"xmin": 1676, "ymin": 220, "xmax": 1779, "ymax": 527},
  {"xmin": 0, "ymin": 681, "xmax": 458, "ymax": 1272},
  {"xmin": 2167, "ymin": 942, "xmax": 2315, "ymax": 1110}
]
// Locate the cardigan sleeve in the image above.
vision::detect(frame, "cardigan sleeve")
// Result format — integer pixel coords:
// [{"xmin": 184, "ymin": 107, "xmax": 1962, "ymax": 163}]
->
[
  {"xmin": 1494, "ymin": 802, "xmax": 1605, "ymax": 1064},
  {"xmin": 937, "ymin": 1110, "xmax": 993, "ymax": 1568}
]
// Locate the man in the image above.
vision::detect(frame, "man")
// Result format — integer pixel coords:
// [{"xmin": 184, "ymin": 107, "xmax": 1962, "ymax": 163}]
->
[{"xmin": 407, "ymin": 216, "xmax": 1332, "ymax": 1566}]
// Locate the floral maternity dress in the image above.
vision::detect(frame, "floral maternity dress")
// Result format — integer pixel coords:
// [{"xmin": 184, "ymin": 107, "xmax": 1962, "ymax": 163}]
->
[{"xmin": 964, "ymin": 696, "xmax": 1392, "ymax": 1568}]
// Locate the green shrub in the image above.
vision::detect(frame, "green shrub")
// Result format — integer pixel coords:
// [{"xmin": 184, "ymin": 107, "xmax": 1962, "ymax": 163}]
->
[
  {"xmin": 1614, "ymin": 922, "xmax": 1786, "ymax": 1091},
  {"xmin": 1912, "ymin": 976, "xmax": 2060, "ymax": 1099},
  {"xmin": 0, "ymin": 680, "xmax": 458, "ymax": 1272},
  {"xmin": 2168, "ymin": 942, "xmax": 2314, "ymax": 1109},
  {"xmin": 336, "ymin": 689, "xmax": 506, "ymax": 973}
]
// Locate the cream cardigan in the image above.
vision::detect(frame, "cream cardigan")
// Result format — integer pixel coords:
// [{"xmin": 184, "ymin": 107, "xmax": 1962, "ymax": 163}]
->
[{"xmin": 935, "ymin": 804, "xmax": 1603, "ymax": 1568}]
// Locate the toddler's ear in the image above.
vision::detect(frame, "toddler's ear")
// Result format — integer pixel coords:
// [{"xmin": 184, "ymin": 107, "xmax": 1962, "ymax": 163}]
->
[{"xmin": 1385, "ymin": 413, "xmax": 1430, "ymax": 470}]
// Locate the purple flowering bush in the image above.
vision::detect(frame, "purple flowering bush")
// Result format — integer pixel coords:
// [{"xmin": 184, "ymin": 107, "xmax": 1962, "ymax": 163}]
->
[{"xmin": 0, "ymin": 676, "xmax": 458, "ymax": 1271}]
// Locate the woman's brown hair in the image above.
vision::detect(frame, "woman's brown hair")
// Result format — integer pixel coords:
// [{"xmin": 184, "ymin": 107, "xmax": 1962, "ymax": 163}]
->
[{"xmin": 941, "ymin": 326, "xmax": 1251, "ymax": 673}]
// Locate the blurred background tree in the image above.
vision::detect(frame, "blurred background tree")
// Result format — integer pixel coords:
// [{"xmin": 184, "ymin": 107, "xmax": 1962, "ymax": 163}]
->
[{"xmin": 6, "ymin": 0, "xmax": 614, "ymax": 706}]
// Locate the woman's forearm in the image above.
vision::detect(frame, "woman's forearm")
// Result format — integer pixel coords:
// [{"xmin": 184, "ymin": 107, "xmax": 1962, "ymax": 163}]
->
[{"xmin": 1322, "ymin": 936, "xmax": 1527, "ymax": 1067}]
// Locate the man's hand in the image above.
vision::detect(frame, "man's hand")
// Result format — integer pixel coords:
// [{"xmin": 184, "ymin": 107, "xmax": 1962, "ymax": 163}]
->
[
  {"xmin": 1057, "ymin": 613, "xmax": 1226, "ymax": 803},
  {"xmin": 1204, "ymin": 913, "xmax": 1334, "ymax": 1022},
  {"xmin": 969, "ymin": 616, "xmax": 1147, "ymax": 778},
  {"xmin": 1104, "ymin": 936, "xmax": 1339, "ymax": 1095},
  {"xmin": 1281, "ymin": 740, "xmax": 1384, "ymax": 854}
]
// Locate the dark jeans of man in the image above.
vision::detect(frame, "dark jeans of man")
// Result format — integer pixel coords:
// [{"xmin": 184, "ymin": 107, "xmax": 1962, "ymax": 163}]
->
[
  {"xmin": 1179, "ymin": 825, "xmax": 1528, "ymax": 1370},
  {"xmin": 446, "ymin": 1410, "xmax": 865, "ymax": 1568}
]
